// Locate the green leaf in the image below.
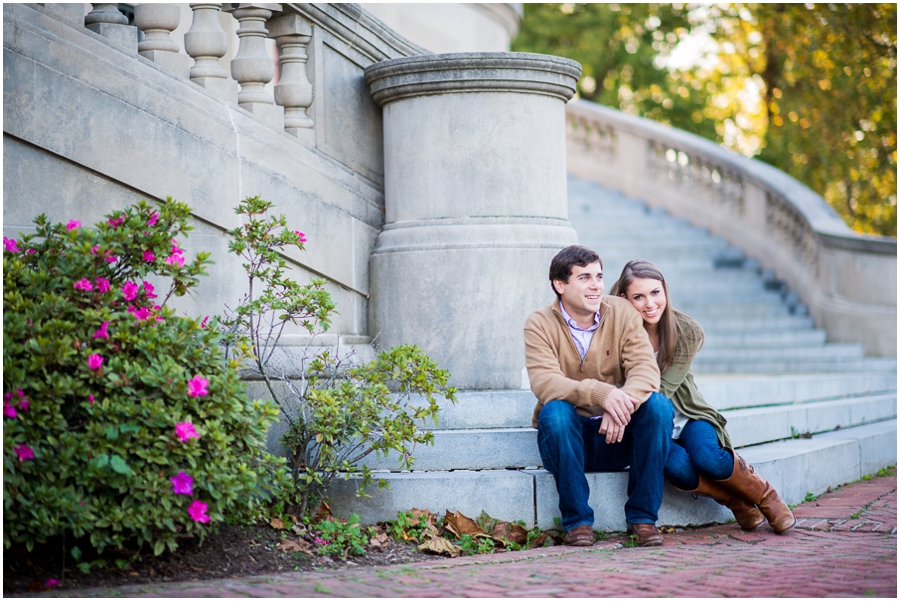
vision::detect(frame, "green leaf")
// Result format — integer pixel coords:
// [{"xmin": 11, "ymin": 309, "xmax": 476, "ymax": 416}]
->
[{"xmin": 109, "ymin": 454, "xmax": 132, "ymax": 475}]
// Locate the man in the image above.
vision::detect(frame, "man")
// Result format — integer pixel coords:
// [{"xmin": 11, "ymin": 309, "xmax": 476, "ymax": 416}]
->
[{"xmin": 524, "ymin": 245, "xmax": 672, "ymax": 546}]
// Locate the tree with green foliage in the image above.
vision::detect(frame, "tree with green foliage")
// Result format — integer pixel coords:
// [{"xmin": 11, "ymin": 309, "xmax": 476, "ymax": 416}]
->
[{"xmin": 513, "ymin": 3, "xmax": 897, "ymax": 236}]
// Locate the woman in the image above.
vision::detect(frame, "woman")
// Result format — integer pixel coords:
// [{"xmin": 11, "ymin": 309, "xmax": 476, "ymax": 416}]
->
[{"xmin": 610, "ymin": 259, "xmax": 796, "ymax": 534}]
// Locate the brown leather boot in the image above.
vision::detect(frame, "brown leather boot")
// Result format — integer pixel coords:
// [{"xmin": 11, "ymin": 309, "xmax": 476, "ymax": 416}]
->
[
  {"xmin": 716, "ymin": 452, "xmax": 796, "ymax": 534},
  {"xmin": 678, "ymin": 475, "xmax": 765, "ymax": 531}
]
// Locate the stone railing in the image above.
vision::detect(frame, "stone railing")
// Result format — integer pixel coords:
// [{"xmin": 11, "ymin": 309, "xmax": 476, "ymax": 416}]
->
[
  {"xmin": 566, "ymin": 100, "xmax": 897, "ymax": 356},
  {"xmin": 54, "ymin": 3, "xmax": 428, "ymax": 142}
]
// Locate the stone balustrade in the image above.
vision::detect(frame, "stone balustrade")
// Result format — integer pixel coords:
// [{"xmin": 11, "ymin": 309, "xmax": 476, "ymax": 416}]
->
[
  {"xmin": 566, "ymin": 100, "xmax": 897, "ymax": 356},
  {"xmin": 72, "ymin": 3, "xmax": 400, "ymax": 142}
]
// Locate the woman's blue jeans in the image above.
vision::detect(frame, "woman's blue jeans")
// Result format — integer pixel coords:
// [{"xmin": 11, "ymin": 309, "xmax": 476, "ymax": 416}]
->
[
  {"xmin": 536, "ymin": 393, "xmax": 673, "ymax": 531},
  {"xmin": 664, "ymin": 418, "xmax": 734, "ymax": 490}
]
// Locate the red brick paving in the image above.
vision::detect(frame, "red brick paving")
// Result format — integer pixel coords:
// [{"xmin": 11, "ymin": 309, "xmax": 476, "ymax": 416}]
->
[{"xmin": 42, "ymin": 470, "xmax": 897, "ymax": 598}]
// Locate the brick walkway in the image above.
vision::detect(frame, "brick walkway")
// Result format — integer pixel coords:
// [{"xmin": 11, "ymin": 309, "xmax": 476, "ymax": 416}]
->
[{"xmin": 43, "ymin": 472, "xmax": 898, "ymax": 598}]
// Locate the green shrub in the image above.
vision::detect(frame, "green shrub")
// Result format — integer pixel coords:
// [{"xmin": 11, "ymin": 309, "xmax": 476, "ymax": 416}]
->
[
  {"xmin": 3, "ymin": 200, "xmax": 286, "ymax": 557},
  {"xmin": 222, "ymin": 196, "xmax": 457, "ymax": 517}
]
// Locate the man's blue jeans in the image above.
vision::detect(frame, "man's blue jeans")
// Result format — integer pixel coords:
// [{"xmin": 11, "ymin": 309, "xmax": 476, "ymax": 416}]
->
[
  {"xmin": 536, "ymin": 393, "xmax": 673, "ymax": 531},
  {"xmin": 664, "ymin": 418, "xmax": 734, "ymax": 490}
]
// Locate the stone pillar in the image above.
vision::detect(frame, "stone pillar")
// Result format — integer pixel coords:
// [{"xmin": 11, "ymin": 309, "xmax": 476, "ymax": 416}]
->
[
  {"xmin": 365, "ymin": 53, "xmax": 581, "ymax": 390},
  {"xmin": 267, "ymin": 14, "xmax": 314, "ymax": 144},
  {"xmin": 85, "ymin": 3, "xmax": 137, "ymax": 52},
  {"xmin": 225, "ymin": 3, "xmax": 284, "ymax": 130},
  {"xmin": 184, "ymin": 3, "xmax": 238, "ymax": 103},
  {"xmin": 135, "ymin": 3, "xmax": 191, "ymax": 79}
]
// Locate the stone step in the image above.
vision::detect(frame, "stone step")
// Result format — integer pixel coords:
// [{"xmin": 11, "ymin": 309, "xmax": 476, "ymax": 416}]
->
[
  {"xmin": 695, "ymin": 372, "xmax": 898, "ymax": 410},
  {"xmin": 329, "ymin": 420, "xmax": 897, "ymax": 529},
  {"xmin": 695, "ymin": 316, "xmax": 817, "ymax": 330},
  {"xmin": 694, "ymin": 343, "xmax": 865, "ymax": 361},
  {"xmin": 703, "ymin": 329, "xmax": 828, "ymax": 348},
  {"xmin": 693, "ymin": 357, "xmax": 897, "ymax": 374},
  {"xmin": 725, "ymin": 393, "xmax": 897, "ymax": 447},
  {"xmin": 357, "ymin": 395, "xmax": 894, "ymax": 473}
]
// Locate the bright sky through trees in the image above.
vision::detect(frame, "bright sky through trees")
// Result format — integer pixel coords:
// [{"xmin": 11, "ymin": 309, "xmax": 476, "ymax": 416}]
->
[{"xmin": 513, "ymin": 3, "xmax": 897, "ymax": 236}]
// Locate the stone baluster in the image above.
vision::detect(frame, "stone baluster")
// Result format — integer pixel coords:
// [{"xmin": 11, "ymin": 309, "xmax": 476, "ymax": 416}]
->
[
  {"xmin": 184, "ymin": 3, "xmax": 238, "ymax": 103},
  {"xmin": 134, "ymin": 4, "xmax": 191, "ymax": 79},
  {"xmin": 224, "ymin": 3, "xmax": 284, "ymax": 130},
  {"xmin": 267, "ymin": 14, "xmax": 314, "ymax": 143},
  {"xmin": 85, "ymin": 3, "xmax": 137, "ymax": 52}
]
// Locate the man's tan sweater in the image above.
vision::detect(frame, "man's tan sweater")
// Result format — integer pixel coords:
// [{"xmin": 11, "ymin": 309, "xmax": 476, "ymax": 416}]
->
[{"xmin": 525, "ymin": 297, "xmax": 661, "ymax": 428}]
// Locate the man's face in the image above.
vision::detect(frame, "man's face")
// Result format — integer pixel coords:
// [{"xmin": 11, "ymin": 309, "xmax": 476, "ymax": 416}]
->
[{"xmin": 553, "ymin": 261, "xmax": 604, "ymax": 321}]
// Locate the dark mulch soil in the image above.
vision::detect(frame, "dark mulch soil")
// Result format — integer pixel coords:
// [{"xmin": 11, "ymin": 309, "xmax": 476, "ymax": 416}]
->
[{"xmin": 3, "ymin": 523, "xmax": 443, "ymax": 595}]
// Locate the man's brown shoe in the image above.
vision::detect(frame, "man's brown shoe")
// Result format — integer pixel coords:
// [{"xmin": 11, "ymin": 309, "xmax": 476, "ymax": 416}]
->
[
  {"xmin": 563, "ymin": 525, "xmax": 594, "ymax": 546},
  {"xmin": 626, "ymin": 523, "xmax": 663, "ymax": 547}
]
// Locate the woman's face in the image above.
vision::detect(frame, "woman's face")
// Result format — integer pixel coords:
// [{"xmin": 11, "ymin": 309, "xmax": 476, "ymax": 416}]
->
[{"xmin": 623, "ymin": 277, "xmax": 667, "ymax": 327}]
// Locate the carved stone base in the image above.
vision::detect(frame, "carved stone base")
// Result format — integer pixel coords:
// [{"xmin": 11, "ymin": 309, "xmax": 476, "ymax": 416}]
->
[
  {"xmin": 241, "ymin": 101, "xmax": 285, "ymax": 131},
  {"xmin": 86, "ymin": 23, "xmax": 137, "ymax": 53},
  {"xmin": 285, "ymin": 126, "xmax": 315, "ymax": 145},
  {"xmin": 192, "ymin": 77, "xmax": 239, "ymax": 104},
  {"xmin": 139, "ymin": 50, "xmax": 192, "ymax": 80}
]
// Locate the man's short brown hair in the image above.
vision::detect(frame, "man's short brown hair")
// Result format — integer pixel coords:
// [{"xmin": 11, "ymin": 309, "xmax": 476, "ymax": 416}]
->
[{"xmin": 549, "ymin": 245, "xmax": 602, "ymax": 298}]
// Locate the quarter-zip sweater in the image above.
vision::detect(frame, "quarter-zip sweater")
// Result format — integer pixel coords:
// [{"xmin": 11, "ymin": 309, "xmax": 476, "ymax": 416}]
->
[{"xmin": 525, "ymin": 296, "xmax": 661, "ymax": 428}]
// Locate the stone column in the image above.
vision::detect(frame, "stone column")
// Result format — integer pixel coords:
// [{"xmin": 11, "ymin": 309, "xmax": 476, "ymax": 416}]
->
[
  {"xmin": 267, "ymin": 13, "xmax": 314, "ymax": 144},
  {"xmin": 365, "ymin": 53, "xmax": 581, "ymax": 390},
  {"xmin": 184, "ymin": 3, "xmax": 238, "ymax": 103},
  {"xmin": 135, "ymin": 3, "xmax": 191, "ymax": 79}
]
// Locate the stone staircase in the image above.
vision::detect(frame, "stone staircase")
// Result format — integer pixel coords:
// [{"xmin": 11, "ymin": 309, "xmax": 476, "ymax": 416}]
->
[{"xmin": 329, "ymin": 176, "xmax": 897, "ymax": 531}]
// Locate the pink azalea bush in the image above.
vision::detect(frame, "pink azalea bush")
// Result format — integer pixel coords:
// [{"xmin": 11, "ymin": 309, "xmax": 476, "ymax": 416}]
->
[{"xmin": 3, "ymin": 199, "xmax": 286, "ymax": 557}]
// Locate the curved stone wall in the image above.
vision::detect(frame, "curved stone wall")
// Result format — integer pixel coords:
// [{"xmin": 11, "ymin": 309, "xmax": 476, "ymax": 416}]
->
[{"xmin": 566, "ymin": 100, "xmax": 896, "ymax": 356}]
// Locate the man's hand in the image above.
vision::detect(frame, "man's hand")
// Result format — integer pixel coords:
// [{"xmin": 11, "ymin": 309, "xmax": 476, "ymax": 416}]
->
[
  {"xmin": 598, "ymin": 417, "xmax": 627, "ymax": 443},
  {"xmin": 602, "ymin": 388, "xmax": 638, "ymax": 427}
]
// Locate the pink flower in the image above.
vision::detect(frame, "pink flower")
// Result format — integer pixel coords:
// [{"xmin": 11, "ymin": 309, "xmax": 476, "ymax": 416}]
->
[
  {"xmin": 314, "ymin": 538, "xmax": 326, "ymax": 544},
  {"xmin": 171, "ymin": 471, "xmax": 194, "ymax": 495},
  {"xmin": 89, "ymin": 394, "xmax": 95, "ymax": 404},
  {"xmin": 66, "ymin": 220, "xmax": 81, "ymax": 231},
  {"xmin": 108, "ymin": 216, "xmax": 124, "ymax": 228},
  {"xmin": 143, "ymin": 251, "xmax": 155, "ymax": 263},
  {"xmin": 147, "ymin": 212, "xmax": 159, "ymax": 226},
  {"xmin": 128, "ymin": 305, "xmax": 152, "ymax": 321},
  {"xmin": 17, "ymin": 397, "xmax": 29, "ymax": 412},
  {"xmin": 187, "ymin": 376, "xmax": 209, "ymax": 398},
  {"xmin": 73, "ymin": 278, "xmax": 93, "ymax": 292},
  {"xmin": 88, "ymin": 354, "xmax": 103, "ymax": 370},
  {"xmin": 170, "ymin": 239, "xmax": 183, "ymax": 255},
  {"xmin": 165, "ymin": 254, "xmax": 185, "ymax": 267},
  {"xmin": 4, "ymin": 402, "xmax": 17, "ymax": 419},
  {"xmin": 294, "ymin": 231, "xmax": 307, "ymax": 243},
  {"xmin": 14, "ymin": 444, "xmax": 34, "ymax": 462},
  {"xmin": 122, "ymin": 281, "xmax": 139, "ymax": 301},
  {"xmin": 26, "ymin": 248, "xmax": 36, "ymax": 255},
  {"xmin": 175, "ymin": 421, "xmax": 200, "ymax": 442},
  {"xmin": 4, "ymin": 237, "xmax": 20, "ymax": 253},
  {"xmin": 92, "ymin": 321, "xmax": 110, "ymax": 340},
  {"xmin": 91, "ymin": 245, "xmax": 101, "ymax": 255},
  {"xmin": 105, "ymin": 256, "xmax": 117, "ymax": 263},
  {"xmin": 143, "ymin": 281, "xmax": 158, "ymax": 299},
  {"xmin": 45, "ymin": 579, "xmax": 60, "ymax": 589},
  {"xmin": 95, "ymin": 277, "xmax": 110, "ymax": 293},
  {"xmin": 200, "ymin": 316, "xmax": 209, "ymax": 328},
  {"xmin": 188, "ymin": 500, "xmax": 210, "ymax": 523}
]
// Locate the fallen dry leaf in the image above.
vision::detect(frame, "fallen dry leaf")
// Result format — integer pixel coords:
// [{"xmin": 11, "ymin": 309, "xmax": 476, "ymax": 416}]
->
[
  {"xmin": 418, "ymin": 535, "xmax": 462, "ymax": 557},
  {"xmin": 444, "ymin": 510, "xmax": 490, "ymax": 538},
  {"xmin": 368, "ymin": 532, "xmax": 390, "ymax": 551},
  {"xmin": 269, "ymin": 517, "xmax": 287, "ymax": 530},
  {"xmin": 315, "ymin": 501, "xmax": 333, "ymax": 520},
  {"xmin": 291, "ymin": 522, "xmax": 307, "ymax": 536},
  {"xmin": 276, "ymin": 538, "xmax": 312, "ymax": 554}
]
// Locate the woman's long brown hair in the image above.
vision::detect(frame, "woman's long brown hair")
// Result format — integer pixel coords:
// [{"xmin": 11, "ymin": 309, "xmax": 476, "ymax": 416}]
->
[{"xmin": 609, "ymin": 259, "xmax": 702, "ymax": 373}]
